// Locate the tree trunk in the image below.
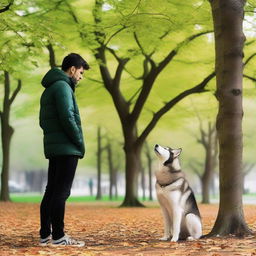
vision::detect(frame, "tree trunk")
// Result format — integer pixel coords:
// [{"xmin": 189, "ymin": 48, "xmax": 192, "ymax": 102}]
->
[
  {"xmin": 145, "ymin": 142, "xmax": 153, "ymax": 201},
  {"xmin": 120, "ymin": 139, "xmax": 144, "ymax": 207},
  {"xmin": 201, "ymin": 139, "xmax": 213, "ymax": 204},
  {"xmin": 194, "ymin": 121, "xmax": 217, "ymax": 204},
  {"xmin": 96, "ymin": 126, "xmax": 103, "ymax": 200},
  {"xmin": 0, "ymin": 71, "xmax": 18, "ymax": 201},
  {"xmin": 208, "ymin": 0, "xmax": 251, "ymax": 236},
  {"xmin": 107, "ymin": 142, "xmax": 114, "ymax": 200},
  {"xmin": 141, "ymin": 167, "xmax": 146, "ymax": 201},
  {"xmin": 114, "ymin": 168, "xmax": 118, "ymax": 199},
  {"xmin": 0, "ymin": 116, "xmax": 13, "ymax": 201}
]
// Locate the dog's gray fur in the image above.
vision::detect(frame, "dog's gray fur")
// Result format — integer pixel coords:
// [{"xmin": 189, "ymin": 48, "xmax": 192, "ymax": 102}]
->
[{"xmin": 154, "ymin": 144, "xmax": 202, "ymax": 242}]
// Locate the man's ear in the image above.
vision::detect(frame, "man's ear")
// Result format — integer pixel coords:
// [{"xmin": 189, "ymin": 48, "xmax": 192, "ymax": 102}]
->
[
  {"xmin": 70, "ymin": 66, "xmax": 76, "ymax": 75},
  {"xmin": 172, "ymin": 148, "xmax": 182, "ymax": 158}
]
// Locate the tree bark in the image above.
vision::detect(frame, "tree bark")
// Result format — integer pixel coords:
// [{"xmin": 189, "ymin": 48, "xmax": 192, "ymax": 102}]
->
[
  {"xmin": 96, "ymin": 126, "xmax": 103, "ymax": 200},
  {"xmin": 120, "ymin": 134, "xmax": 144, "ymax": 207},
  {"xmin": 46, "ymin": 43, "xmax": 58, "ymax": 68},
  {"xmin": 200, "ymin": 122, "xmax": 218, "ymax": 204},
  {"xmin": 141, "ymin": 167, "xmax": 146, "ymax": 201},
  {"xmin": 0, "ymin": 71, "xmax": 21, "ymax": 201},
  {"xmin": 113, "ymin": 167, "xmax": 118, "ymax": 199},
  {"xmin": 208, "ymin": 0, "xmax": 251, "ymax": 236},
  {"xmin": 0, "ymin": 1, "xmax": 14, "ymax": 13},
  {"xmin": 107, "ymin": 142, "xmax": 114, "ymax": 200},
  {"xmin": 145, "ymin": 142, "xmax": 153, "ymax": 201}
]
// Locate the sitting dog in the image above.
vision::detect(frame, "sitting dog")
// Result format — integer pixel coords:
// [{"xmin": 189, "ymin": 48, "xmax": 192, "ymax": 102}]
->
[{"xmin": 154, "ymin": 144, "xmax": 202, "ymax": 242}]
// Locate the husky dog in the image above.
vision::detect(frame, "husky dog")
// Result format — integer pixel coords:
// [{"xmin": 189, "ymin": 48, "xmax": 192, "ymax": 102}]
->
[{"xmin": 154, "ymin": 144, "xmax": 202, "ymax": 242}]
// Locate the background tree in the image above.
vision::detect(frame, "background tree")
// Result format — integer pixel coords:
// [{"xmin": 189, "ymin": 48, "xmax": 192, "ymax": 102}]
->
[
  {"xmin": 145, "ymin": 142, "xmax": 153, "ymax": 201},
  {"xmin": 242, "ymin": 163, "xmax": 255, "ymax": 194},
  {"xmin": 106, "ymin": 139, "xmax": 120, "ymax": 200},
  {"xmin": 96, "ymin": 126, "xmax": 104, "ymax": 200},
  {"xmin": 190, "ymin": 120, "xmax": 218, "ymax": 204},
  {"xmin": 0, "ymin": 73, "xmax": 21, "ymax": 201},
  {"xmin": 208, "ymin": 0, "xmax": 251, "ymax": 236},
  {"xmin": 84, "ymin": 0, "xmax": 215, "ymax": 206},
  {"xmin": 0, "ymin": 0, "xmax": 60, "ymax": 200},
  {"xmin": 0, "ymin": 0, "xmax": 14, "ymax": 14}
]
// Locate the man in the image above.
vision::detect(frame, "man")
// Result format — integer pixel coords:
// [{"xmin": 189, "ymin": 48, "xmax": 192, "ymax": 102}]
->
[{"xmin": 39, "ymin": 53, "xmax": 89, "ymax": 246}]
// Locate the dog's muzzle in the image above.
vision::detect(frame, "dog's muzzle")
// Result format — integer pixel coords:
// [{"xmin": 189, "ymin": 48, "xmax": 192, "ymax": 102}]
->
[{"xmin": 154, "ymin": 144, "xmax": 160, "ymax": 154}]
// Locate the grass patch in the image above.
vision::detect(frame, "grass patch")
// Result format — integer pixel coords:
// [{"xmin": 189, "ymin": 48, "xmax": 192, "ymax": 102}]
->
[{"xmin": 10, "ymin": 193, "xmax": 126, "ymax": 203}]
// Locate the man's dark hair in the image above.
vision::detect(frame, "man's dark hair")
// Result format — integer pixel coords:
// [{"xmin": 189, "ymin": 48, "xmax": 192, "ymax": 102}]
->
[{"xmin": 61, "ymin": 53, "xmax": 90, "ymax": 71}]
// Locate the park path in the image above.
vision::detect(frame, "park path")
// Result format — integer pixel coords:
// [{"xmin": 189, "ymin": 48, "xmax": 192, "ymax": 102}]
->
[{"xmin": 0, "ymin": 202, "xmax": 256, "ymax": 255}]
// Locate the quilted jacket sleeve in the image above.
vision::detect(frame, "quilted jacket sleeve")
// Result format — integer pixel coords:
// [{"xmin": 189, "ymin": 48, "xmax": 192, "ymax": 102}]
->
[{"xmin": 54, "ymin": 82, "xmax": 83, "ymax": 149}]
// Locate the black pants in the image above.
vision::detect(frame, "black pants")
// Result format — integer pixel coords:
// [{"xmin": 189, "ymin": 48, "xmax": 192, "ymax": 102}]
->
[{"xmin": 40, "ymin": 155, "xmax": 78, "ymax": 240}]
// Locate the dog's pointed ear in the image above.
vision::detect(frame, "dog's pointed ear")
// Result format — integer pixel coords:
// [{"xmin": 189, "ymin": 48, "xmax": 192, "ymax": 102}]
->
[{"xmin": 173, "ymin": 148, "xmax": 182, "ymax": 158}]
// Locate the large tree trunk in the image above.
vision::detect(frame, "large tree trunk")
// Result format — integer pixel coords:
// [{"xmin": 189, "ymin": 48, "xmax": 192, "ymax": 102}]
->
[
  {"xmin": 0, "ymin": 71, "xmax": 20, "ymax": 201},
  {"xmin": 120, "ymin": 135, "xmax": 144, "ymax": 207},
  {"xmin": 208, "ymin": 0, "xmax": 251, "ymax": 236},
  {"xmin": 0, "ymin": 114, "xmax": 13, "ymax": 201}
]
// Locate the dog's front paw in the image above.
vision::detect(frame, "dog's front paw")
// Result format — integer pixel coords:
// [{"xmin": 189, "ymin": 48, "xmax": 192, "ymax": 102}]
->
[
  {"xmin": 159, "ymin": 236, "xmax": 170, "ymax": 241},
  {"xmin": 170, "ymin": 237, "xmax": 178, "ymax": 242},
  {"xmin": 187, "ymin": 236, "xmax": 194, "ymax": 241}
]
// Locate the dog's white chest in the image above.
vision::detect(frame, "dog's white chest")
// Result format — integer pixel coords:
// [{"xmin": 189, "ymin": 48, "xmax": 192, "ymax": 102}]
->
[
  {"xmin": 157, "ymin": 187, "xmax": 181, "ymax": 204},
  {"xmin": 156, "ymin": 178, "xmax": 191, "ymax": 210}
]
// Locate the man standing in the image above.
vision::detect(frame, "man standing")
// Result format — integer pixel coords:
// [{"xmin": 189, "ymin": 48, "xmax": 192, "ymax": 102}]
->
[{"xmin": 39, "ymin": 53, "xmax": 89, "ymax": 246}]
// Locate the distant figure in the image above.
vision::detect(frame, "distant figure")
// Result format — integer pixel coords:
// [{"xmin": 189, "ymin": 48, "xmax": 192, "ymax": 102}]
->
[
  {"xmin": 88, "ymin": 178, "xmax": 94, "ymax": 196},
  {"xmin": 39, "ymin": 53, "xmax": 89, "ymax": 247}
]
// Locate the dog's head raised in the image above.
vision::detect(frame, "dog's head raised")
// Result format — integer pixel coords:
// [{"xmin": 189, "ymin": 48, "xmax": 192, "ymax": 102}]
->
[{"xmin": 154, "ymin": 144, "xmax": 182, "ymax": 168}]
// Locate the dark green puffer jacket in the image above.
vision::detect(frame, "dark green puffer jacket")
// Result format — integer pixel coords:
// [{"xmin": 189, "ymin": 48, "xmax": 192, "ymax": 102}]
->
[{"xmin": 39, "ymin": 68, "xmax": 85, "ymax": 159}]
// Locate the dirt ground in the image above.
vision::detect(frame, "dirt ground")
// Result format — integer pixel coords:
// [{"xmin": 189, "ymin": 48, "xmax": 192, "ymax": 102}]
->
[{"xmin": 0, "ymin": 201, "xmax": 256, "ymax": 256}]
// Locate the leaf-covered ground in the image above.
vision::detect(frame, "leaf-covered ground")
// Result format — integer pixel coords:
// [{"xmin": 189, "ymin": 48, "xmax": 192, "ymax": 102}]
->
[{"xmin": 1, "ymin": 202, "xmax": 256, "ymax": 255}]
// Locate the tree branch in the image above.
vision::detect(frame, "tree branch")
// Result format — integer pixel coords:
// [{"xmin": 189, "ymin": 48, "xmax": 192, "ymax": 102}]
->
[
  {"xmin": 86, "ymin": 77, "xmax": 103, "ymax": 84},
  {"xmin": 245, "ymin": 39, "xmax": 256, "ymax": 46},
  {"xmin": 123, "ymin": 66, "xmax": 142, "ymax": 80},
  {"xmin": 105, "ymin": 26, "xmax": 127, "ymax": 46},
  {"xmin": 46, "ymin": 43, "xmax": 58, "ymax": 68},
  {"xmin": 20, "ymin": 0, "xmax": 64, "ymax": 17},
  {"xmin": 9, "ymin": 79, "xmax": 22, "ymax": 105},
  {"xmin": 113, "ymin": 58, "xmax": 130, "ymax": 88},
  {"xmin": 136, "ymin": 72, "xmax": 216, "ymax": 146},
  {"xmin": 0, "ymin": 0, "xmax": 14, "ymax": 13},
  {"xmin": 130, "ymin": 30, "xmax": 212, "ymax": 126},
  {"xmin": 133, "ymin": 32, "xmax": 156, "ymax": 72},
  {"xmin": 156, "ymin": 30, "xmax": 212, "ymax": 73},
  {"xmin": 244, "ymin": 53, "xmax": 256, "ymax": 66},
  {"xmin": 243, "ymin": 163, "xmax": 255, "ymax": 176},
  {"xmin": 106, "ymin": 47, "xmax": 121, "ymax": 61},
  {"xmin": 128, "ymin": 86, "xmax": 143, "ymax": 104},
  {"xmin": 243, "ymin": 74, "xmax": 256, "ymax": 83}
]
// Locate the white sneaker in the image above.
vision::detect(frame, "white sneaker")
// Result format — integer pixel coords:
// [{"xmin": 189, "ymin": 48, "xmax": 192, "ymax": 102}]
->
[
  {"xmin": 52, "ymin": 235, "xmax": 85, "ymax": 247},
  {"xmin": 39, "ymin": 235, "xmax": 51, "ymax": 246}
]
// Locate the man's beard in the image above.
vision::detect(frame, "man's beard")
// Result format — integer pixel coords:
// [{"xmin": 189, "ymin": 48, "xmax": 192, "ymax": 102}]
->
[
  {"xmin": 70, "ymin": 76, "xmax": 78, "ymax": 91},
  {"xmin": 71, "ymin": 76, "xmax": 78, "ymax": 85}
]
